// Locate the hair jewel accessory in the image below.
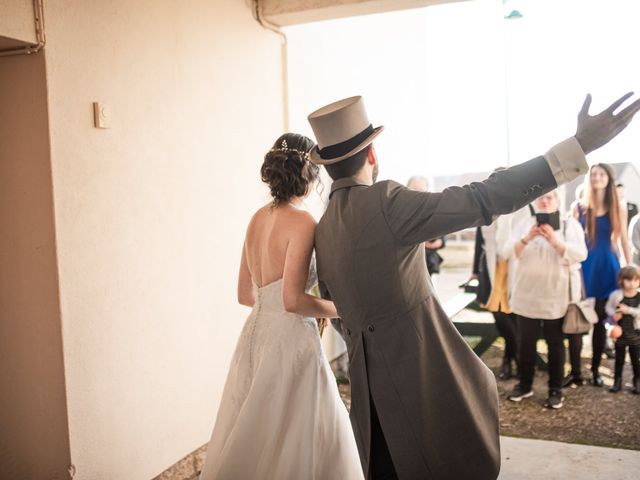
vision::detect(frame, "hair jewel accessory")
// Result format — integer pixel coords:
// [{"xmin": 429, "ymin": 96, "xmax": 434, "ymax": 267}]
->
[{"xmin": 269, "ymin": 142, "xmax": 311, "ymax": 161}]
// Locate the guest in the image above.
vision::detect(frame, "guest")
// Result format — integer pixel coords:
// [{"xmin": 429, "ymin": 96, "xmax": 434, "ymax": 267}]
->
[
  {"xmin": 617, "ymin": 183, "xmax": 639, "ymax": 226},
  {"xmin": 407, "ymin": 176, "xmax": 446, "ymax": 282},
  {"xmin": 564, "ymin": 184, "xmax": 593, "ymax": 383},
  {"xmin": 562, "ymin": 182, "xmax": 596, "ymax": 382},
  {"xmin": 573, "ymin": 164, "xmax": 632, "ymax": 386},
  {"xmin": 568, "ymin": 184, "xmax": 584, "ymax": 221},
  {"xmin": 605, "ymin": 265, "xmax": 640, "ymax": 394},
  {"xmin": 470, "ymin": 203, "xmax": 529, "ymax": 380},
  {"xmin": 506, "ymin": 189, "xmax": 587, "ymax": 408},
  {"xmin": 630, "ymin": 213, "xmax": 640, "ymax": 266}
]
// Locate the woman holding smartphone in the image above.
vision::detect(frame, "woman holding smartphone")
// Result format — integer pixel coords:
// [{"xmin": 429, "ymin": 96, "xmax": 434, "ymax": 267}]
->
[{"xmin": 505, "ymin": 189, "xmax": 587, "ymax": 408}]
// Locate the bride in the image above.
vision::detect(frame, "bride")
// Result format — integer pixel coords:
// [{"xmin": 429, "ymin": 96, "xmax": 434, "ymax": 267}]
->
[{"xmin": 199, "ymin": 133, "xmax": 364, "ymax": 480}]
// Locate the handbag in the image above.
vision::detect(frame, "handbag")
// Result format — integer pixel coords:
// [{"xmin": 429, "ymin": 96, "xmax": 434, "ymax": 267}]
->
[
  {"xmin": 563, "ymin": 300, "xmax": 598, "ymax": 334},
  {"xmin": 562, "ymin": 220, "xmax": 598, "ymax": 334}
]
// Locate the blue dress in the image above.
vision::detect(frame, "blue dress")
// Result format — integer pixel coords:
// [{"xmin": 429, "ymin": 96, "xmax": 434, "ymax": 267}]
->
[{"xmin": 579, "ymin": 206, "xmax": 620, "ymax": 300}]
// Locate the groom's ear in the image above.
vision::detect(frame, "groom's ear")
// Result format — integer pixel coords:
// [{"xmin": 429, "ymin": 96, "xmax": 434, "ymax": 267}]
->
[{"xmin": 367, "ymin": 145, "xmax": 377, "ymax": 165}]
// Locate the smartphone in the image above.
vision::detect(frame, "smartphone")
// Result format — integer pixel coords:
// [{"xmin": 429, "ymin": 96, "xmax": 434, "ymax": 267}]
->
[{"xmin": 535, "ymin": 212, "xmax": 560, "ymax": 230}]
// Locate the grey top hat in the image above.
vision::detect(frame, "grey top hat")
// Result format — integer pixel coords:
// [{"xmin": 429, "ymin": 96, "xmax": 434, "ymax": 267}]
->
[{"xmin": 307, "ymin": 96, "xmax": 384, "ymax": 165}]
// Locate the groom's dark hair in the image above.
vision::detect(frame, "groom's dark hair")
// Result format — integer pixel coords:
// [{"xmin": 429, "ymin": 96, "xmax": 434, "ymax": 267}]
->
[{"xmin": 324, "ymin": 145, "xmax": 371, "ymax": 181}]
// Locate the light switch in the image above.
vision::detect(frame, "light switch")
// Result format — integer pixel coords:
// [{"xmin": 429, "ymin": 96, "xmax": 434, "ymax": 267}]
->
[{"xmin": 93, "ymin": 102, "xmax": 111, "ymax": 129}]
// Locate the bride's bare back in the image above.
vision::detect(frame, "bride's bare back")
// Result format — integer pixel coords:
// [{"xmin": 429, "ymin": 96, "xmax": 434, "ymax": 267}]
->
[
  {"xmin": 245, "ymin": 203, "xmax": 313, "ymax": 287},
  {"xmin": 237, "ymin": 201, "xmax": 337, "ymax": 319}
]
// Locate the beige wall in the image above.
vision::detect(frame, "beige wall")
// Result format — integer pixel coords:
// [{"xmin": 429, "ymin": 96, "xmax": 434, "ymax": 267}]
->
[
  {"xmin": 262, "ymin": 0, "xmax": 469, "ymax": 25},
  {"xmin": 0, "ymin": 0, "xmax": 36, "ymax": 44},
  {"xmin": 0, "ymin": 52, "xmax": 71, "ymax": 479},
  {"xmin": 40, "ymin": 0, "xmax": 282, "ymax": 478}
]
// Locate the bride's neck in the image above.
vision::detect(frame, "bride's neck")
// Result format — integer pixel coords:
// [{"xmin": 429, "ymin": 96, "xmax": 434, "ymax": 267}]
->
[{"xmin": 287, "ymin": 196, "xmax": 304, "ymax": 208}]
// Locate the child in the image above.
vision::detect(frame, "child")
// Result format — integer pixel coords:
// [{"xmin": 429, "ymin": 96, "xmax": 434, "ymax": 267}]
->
[{"xmin": 605, "ymin": 265, "xmax": 640, "ymax": 393}]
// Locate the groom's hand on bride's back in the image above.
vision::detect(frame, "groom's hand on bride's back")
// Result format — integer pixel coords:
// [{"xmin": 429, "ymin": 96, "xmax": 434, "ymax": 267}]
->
[{"xmin": 575, "ymin": 92, "xmax": 640, "ymax": 155}]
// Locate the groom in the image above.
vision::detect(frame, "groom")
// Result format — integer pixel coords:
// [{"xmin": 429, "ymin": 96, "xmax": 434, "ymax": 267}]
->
[{"xmin": 308, "ymin": 94, "xmax": 639, "ymax": 479}]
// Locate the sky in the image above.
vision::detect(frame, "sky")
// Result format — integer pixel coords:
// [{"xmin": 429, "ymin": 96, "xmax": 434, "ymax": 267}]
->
[{"xmin": 285, "ymin": 0, "xmax": 640, "ymax": 185}]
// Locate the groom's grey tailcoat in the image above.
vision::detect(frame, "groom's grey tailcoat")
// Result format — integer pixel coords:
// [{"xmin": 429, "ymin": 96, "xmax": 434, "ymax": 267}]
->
[{"xmin": 315, "ymin": 157, "xmax": 565, "ymax": 480}]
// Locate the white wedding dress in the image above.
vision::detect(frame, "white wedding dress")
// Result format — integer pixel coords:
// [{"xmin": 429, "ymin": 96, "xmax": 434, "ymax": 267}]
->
[{"xmin": 199, "ymin": 278, "xmax": 364, "ymax": 480}]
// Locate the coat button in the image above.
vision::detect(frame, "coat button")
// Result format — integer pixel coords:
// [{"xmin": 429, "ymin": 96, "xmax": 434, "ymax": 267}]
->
[{"xmin": 367, "ymin": 325, "xmax": 375, "ymax": 332}]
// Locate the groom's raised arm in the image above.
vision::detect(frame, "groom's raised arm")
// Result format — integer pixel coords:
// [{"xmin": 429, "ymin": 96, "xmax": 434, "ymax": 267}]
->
[{"xmin": 380, "ymin": 137, "xmax": 585, "ymax": 246}]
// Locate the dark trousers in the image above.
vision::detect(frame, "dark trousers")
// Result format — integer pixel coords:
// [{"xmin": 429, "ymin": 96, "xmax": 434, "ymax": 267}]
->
[
  {"xmin": 493, "ymin": 311, "xmax": 518, "ymax": 361},
  {"xmin": 369, "ymin": 396, "xmax": 398, "ymax": 480},
  {"xmin": 614, "ymin": 343, "xmax": 640, "ymax": 379},
  {"xmin": 517, "ymin": 315, "xmax": 565, "ymax": 391},
  {"xmin": 566, "ymin": 333, "xmax": 583, "ymax": 377},
  {"xmin": 591, "ymin": 298, "xmax": 608, "ymax": 373}
]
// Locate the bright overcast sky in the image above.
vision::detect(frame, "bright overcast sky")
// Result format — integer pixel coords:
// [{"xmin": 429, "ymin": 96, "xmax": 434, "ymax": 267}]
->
[{"xmin": 286, "ymin": 0, "xmax": 640, "ymax": 184}]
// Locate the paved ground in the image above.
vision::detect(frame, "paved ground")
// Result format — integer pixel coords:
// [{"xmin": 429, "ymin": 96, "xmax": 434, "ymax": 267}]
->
[
  {"xmin": 189, "ymin": 437, "xmax": 640, "ymax": 480},
  {"xmin": 499, "ymin": 436, "xmax": 640, "ymax": 479}
]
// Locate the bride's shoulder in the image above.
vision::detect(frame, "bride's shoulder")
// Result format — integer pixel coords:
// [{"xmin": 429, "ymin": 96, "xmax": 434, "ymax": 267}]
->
[
  {"xmin": 244, "ymin": 204, "xmax": 273, "ymax": 238},
  {"xmin": 285, "ymin": 207, "xmax": 317, "ymax": 230},
  {"xmin": 276, "ymin": 208, "xmax": 316, "ymax": 245},
  {"xmin": 246, "ymin": 205, "xmax": 267, "ymax": 228}
]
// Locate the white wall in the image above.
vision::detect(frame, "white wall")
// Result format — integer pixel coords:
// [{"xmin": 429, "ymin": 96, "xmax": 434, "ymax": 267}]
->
[
  {"xmin": 285, "ymin": 6, "xmax": 506, "ymax": 184},
  {"xmin": 41, "ymin": 0, "xmax": 283, "ymax": 477}
]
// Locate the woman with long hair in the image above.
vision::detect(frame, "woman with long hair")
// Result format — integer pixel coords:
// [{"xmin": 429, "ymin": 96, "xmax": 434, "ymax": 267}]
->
[
  {"xmin": 199, "ymin": 133, "xmax": 363, "ymax": 479},
  {"xmin": 567, "ymin": 163, "xmax": 632, "ymax": 387}
]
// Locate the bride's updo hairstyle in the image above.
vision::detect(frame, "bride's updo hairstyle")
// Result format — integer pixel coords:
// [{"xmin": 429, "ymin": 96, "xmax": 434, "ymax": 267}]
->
[{"xmin": 261, "ymin": 133, "xmax": 319, "ymax": 206}]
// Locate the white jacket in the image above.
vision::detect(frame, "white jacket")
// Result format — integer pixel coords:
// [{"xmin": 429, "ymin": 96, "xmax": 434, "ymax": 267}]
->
[
  {"xmin": 507, "ymin": 215, "xmax": 588, "ymax": 319},
  {"xmin": 605, "ymin": 289, "xmax": 640, "ymax": 330}
]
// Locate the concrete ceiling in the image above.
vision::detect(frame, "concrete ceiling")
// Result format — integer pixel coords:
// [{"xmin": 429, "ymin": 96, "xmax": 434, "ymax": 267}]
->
[{"xmin": 261, "ymin": 0, "xmax": 471, "ymax": 26}]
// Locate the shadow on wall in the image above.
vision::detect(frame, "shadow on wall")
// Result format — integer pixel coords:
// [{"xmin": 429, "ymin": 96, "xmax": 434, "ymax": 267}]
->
[{"xmin": 0, "ymin": 51, "xmax": 71, "ymax": 478}]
